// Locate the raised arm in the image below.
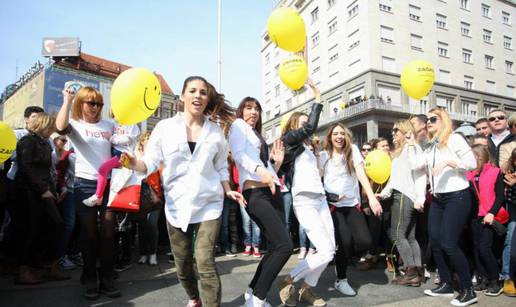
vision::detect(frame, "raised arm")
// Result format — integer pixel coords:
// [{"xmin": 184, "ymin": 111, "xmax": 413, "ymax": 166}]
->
[{"xmin": 56, "ymin": 89, "xmax": 74, "ymax": 132}]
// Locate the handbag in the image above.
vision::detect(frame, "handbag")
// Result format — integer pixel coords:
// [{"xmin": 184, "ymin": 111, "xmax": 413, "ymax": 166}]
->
[
  {"xmin": 139, "ymin": 179, "xmax": 164, "ymax": 216},
  {"xmin": 325, "ymin": 190, "xmax": 339, "ymax": 204},
  {"xmin": 108, "ymin": 168, "xmax": 143, "ymax": 213}
]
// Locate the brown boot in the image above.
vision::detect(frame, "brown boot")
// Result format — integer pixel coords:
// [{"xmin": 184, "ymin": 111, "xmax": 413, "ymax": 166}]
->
[
  {"xmin": 15, "ymin": 265, "xmax": 44, "ymax": 285},
  {"xmin": 44, "ymin": 262, "xmax": 71, "ymax": 281},
  {"xmin": 396, "ymin": 267, "xmax": 421, "ymax": 287},
  {"xmin": 416, "ymin": 267, "xmax": 427, "ymax": 283},
  {"xmin": 386, "ymin": 256, "xmax": 395, "ymax": 273},
  {"xmin": 504, "ymin": 279, "xmax": 516, "ymax": 297}
]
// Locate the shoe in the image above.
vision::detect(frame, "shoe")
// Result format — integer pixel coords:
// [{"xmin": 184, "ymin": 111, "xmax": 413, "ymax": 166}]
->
[
  {"xmin": 138, "ymin": 255, "xmax": 148, "ymax": 264},
  {"xmin": 83, "ymin": 194, "xmax": 102, "ymax": 207},
  {"xmin": 299, "ymin": 286, "xmax": 326, "ymax": 306},
  {"xmin": 231, "ymin": 244, "xmax": 238, "ymax": 254},
  {"xmin": 386, "ymin": 256, "xmax": 395, "ymax": 273},
  {"xmin": 149, "ymin": 254, "xmax": 157, "ymax": 265},
  {"xmin": 15, "ymin": 265, "xmax": 44, "ymax": 285},
  {"xmin": 298, "ymin": 247, "xmax": 307, "ymax": 260},
  {"xmin": 424, "ymin": 282, "xmax": 454, "ymax": 297},
  {"xmin": 334, "ymin": 279, "xmax": 356, "ymax": 296},
  {"xmin": 252, "ymin": 247, "xmax": 261, "ymax": 258},
  {"xmin": 84, "ymin": 284, "xmax": 100, "ymax": 300},
  {"xmin": 278, "ymin": 276, "xmax": 297, "ymax": 306},
  {"xmin": 484, "ymin": 280, "xmax": 503, "ymax": 296},
  {"xmin": 44, "ymin": 262, "xmax": 71, "ymax": 281},
  {"xmin": 396, "ymin": 267, "xmax": 421, "ymax": 287},
  {"xmin": 357, "ymin": 258, "xmax": 374, "ymax": 271},
  {"xmin": 186, "ymin": 298, "xmax": 202, "ymax": 307},
  {"xmin": 471, "ymin": 275, "xmax": 478, "ymax": 285},
  {"xmin": 70, "ymin": 253, "xmax": 84, "ymax": 266},
  {"xmin": 245, "ymin": 294, "xmax": 271, "ymax": 307},
  {"xmin": 244, "ymin": 287, "xmax": 253, "ymax": 301},
  {"xmin": 99, "ymin": 280, "xmax": 121, "ymax": 298},
  {"xmin": 308, "ymin": 248, "xmax": 316, "ymax": 255},
  {"xmin": 474, "ymin": 278, "xmax": 488, "ymax": 292},
  {"xmin": 114, "ymin": 262, "xmax": 132, "ymax": 272},
  {"xmin": 243, "ymin": 245, "xmax": 252, "ymax": 256},
  {"xmin": 58, "ymin": 255, "xmax": 77, "ymax": 270},
  {"xmin": 504, "ymin": 279, "xmax": 516, "ymax": 297},
  {"xmin": 451, "ymin": 287, "xmax": 477, "ymax": 306},
  {"xmin": 224, "ymin": 250, "xmax": 237, "ymax": 257}
]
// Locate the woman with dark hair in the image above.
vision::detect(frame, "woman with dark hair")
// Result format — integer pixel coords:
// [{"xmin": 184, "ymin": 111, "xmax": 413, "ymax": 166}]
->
[
  {"xmin": 420, "ymin": 108, "xmax": 478, "ymax": 306},
  {"xmin": 123, "ymin": 76, "xmax": 245, "ymax": 307},
  {"xmin": 229, "ymin": 96, "xmax": 292, "ymax": 307}
]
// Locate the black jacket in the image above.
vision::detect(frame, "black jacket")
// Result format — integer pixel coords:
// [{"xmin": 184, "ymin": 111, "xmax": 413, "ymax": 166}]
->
[
  {"xmin": 488, "ymin": 132, "xmax": 516, "ymax": 167},
  {"xmin": 279, "ymin": 103, "xmax": 323, "ymax": 189},
  {"xmin": 15, "ymin": 133, "xmax": 55, "ymax": 195}
]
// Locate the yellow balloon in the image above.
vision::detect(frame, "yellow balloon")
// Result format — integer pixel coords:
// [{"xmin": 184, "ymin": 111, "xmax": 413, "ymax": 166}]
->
[
  {"xmin": 400, "ymin": 60, "xmax": 435, "ymax": 100},
  {"xmin": 339, "ymin": 101, "xmax": 347, "ymax": 109},
  {"xmin": 279, "ymin": 55, "xmax": 308, "ymax": 90},
  {"xmin": 0, "ymin": 121, "xmax": 16, "ymax": 163},
  {"xmin": 267, "ymin": 7, "xmax": 306, "ymax": 52},
  {"xmin": 111, "ymin": 68, "xmax": 162, "ymax": 125},
  {"xmin": 364, "ymin": 150, "xmax": 391, "ymax": 184}
]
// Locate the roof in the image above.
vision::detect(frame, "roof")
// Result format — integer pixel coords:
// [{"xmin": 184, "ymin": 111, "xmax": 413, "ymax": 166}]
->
[{"xmin": 53, "ymin": 52, "xmax": 173, "ymax": 94}]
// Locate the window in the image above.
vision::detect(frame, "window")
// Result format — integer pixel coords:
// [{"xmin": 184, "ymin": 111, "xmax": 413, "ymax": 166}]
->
[
  {"xmin": 481, "ymin": 4, "xmax": 490, "ymax": 18},
  {"xmin": 486, "ymin": 80, "xmax": 496, "ymax": 93},
  {"xmin": 379, "ymin": 0, "xmax": 392, "ymax": 12},
  {"xmin": 311, "ymin": 7, "xmax": 319, "ymax": 23},
  {"xmin": 507, "ymin": 85, "xmax": 515, "ymax": 97},
  {"xmin": 274, "ymin": 124, "xmax": 280, "ymax": 137},
  {"xmin": 349, "ymin": 58, "xmax": 360, "ymax": 67},
  {"xmin": 409, "ymin": 5, "xmax": 421, "ymax": 21},
  {"xmin": 329, "ymin": 53, "xmax": 339, "ymax": 63},
  {"xmin": 483, "ymin": 29, "xmax": 492, "ymax": 43},
  {"xmin": 312, "ymin": 66, "xmax": 321, "ymax": 74},
  {"xmin": 265, "ymin": 128, "xmax": 272, "ymax": 142},
  {"xmin": 485, "ymin": 55, "xmax": 494, "ymax": 69},
  {"xmin": 275, "ymin": 85, "xmax": 280, "ymax": 97},
  {"xmin": 484, "ymin": 104, "xmax": 496, "ymax": 115},
  {"xmin": 286, "ymin": 98, "xmax": 292, "ymax": 109},
  {"xmin": 464, "ymin": 75, "xmax": 474, "ymax": 89},
  {"xmin": 502, "ymin": 11, "xmax": 511, "ymax": 25},
  {"xmin": 349, "ymin": 40, "xmax": 360, "ymax": 49},
  {"xmin": 348, "ymin": 4, "xmax": 359, "ymax": 18},
  {"xmin": 504, "ymin": 36, "xmax": 513, "ymax": 50},
  {"xmin": 436, "ymin": 14, "xmax": 447, "ymax": 29},
  {"xmin": 311, "ymin": 32, "xmax": 320, "ymax": 47},
  {"xmin": 439, "ymin": 69, "xmax": 451, "ymax": 83},
  {"xmin": 328, "ymin": 19, "xmax": 338, "ymax": 35},
  {"xmin": 460, "ymin": 0, "xmax": 470, "ymax": 10},
  {"xmin": 328, "ymin": 0, "xmax": 336, "ymax": 9},
  {"xmin": 382, "ymin": 56, "xmax": 396, "ymax": 72},
  {"xmin": 461, "ymin": 101, "xmax": 477, "ymax": 116},
  {"xmin": 461, "ymin": 22, "xmax": 470, "ymax": 36},
  {"xmin": 274, "ymin": 105, "xmax": 280, "ymax": 116},
  {"xmin": 436, "ymin": 96, "xmax": 454, "ymax": 111},
  {"xmin": 411, "ymin": 34, "xmax": 422, "ymax": 50},
  {"xmin": 380, "ymin": 26, "xmax": 394, "ymax": 43},
  {"xmin": 462, "ymin": 48, "xmax": 472, "ymax": 63},
  {"xmin": 506, "ymin": 61, "xmax": 514, "ymax": 74},
  {"xmin": 438, "ymin": 41, "xmax": 448, "ymax": 57},
  {"xmin": 265, "ymin": 53, "xmax": 269, "ymax": 65}
]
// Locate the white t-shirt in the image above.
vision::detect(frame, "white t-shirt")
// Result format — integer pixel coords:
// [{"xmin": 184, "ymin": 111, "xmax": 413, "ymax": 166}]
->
[
  {"xmin": 68, "ymin": 119, "xmax": 114, "ymax": 180},
  {"xmin": 112, "ymin": 123, "xmax": 140, "ymax": 153},
  {"xmin": 292, "ymin": 144, "xmax": 325, "ymax": 197},
  {"xmin": 320, "ymin": 145, "xmax": 364, "ymax": 207}
]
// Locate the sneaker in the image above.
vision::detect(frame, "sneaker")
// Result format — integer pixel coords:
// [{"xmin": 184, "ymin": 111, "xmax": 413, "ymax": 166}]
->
[
  {"xmin": 245, "ymin": 294, "xmax": 271, "ymax": 307},
  {"xmin": 84, "ymin": 284, "xmax": 100, "ymax": 300},
  {"xmin": 225, "ymin": 250, "xmax": 237, "ymax": 257},
  {"xmin": 244, "ymin": 287, "xmax": 253, "ymax": 301},
  {"xmin": 186, "ymin": 298, "xmax": 202, "ymax": 307},
  {"xmin": 70, "ymin": 253, "xmax": 84, "ymax": 266},
  {"xmin": 424, "ymin": 282, "xmax": 454, "ymax": 297},
  {"xmin": 114, "ymin": 262, "xmax": 132, "ymax": 272},
  {"xmin": 243, "ymin": 245, "xmax": 252, "ymax": 256},
  {"xmin": 83, "ymin": 194, "xmax": 102, "ymax": 207},
  {"xmin": 231, "ymin": 244, "xmax": 238, "ymax": 254},
  {"xmin": 473, "ymin": 278, "xmax": 488, "ymax": 292},
  {"xmin": 451, "ymin": 287, "xmax": 477, "ymax": 306},
  {"xmin": 299, "ymin": 287, "xmax": 326, "ymax": 306},
  {"xmin": 334, "ymin": 279, "xmax": 356, "ymax": 296},
  {"xmin": 99, "ymin": 280, "xmax": 121, "ymax": 298},
  {"xmin": 252, "ymin": 247, "xmax": 261, "ymax": 258},
  {"xmin": 58, "ymin": 255, "xmax": 77, "ymax": 270},
  {"xmin": 503, "ymin": 279, "xmax": 516, "ymax": 297},
  {"xmin": 484, "ymin": 280, "xmax": 503, "ymax": 296},
  {"xmin": 298, "ymin": 247, "xmax": 307, "ymax": 260},
  {"xmin": 148, "ymin": 254, "xmax": 157, "ymax": 265},
  {"xmin": 138, "ymin": 255, "xmax": 148, "ymax": 264},
  {"xmin": 278, "ymin": 276, "xmax": 297, "ymax": 306}
]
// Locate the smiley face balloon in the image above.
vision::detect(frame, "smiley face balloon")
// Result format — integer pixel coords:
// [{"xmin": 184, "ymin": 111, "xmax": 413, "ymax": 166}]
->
[{"xmin": 111, "ymin": 68, "xmax": 162, "ymax": 125}]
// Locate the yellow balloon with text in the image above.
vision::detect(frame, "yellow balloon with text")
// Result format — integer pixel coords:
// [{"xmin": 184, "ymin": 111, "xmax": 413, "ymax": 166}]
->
[
  {"xmin": 0, "ymin": 121, "xmax": 16, "ymax": 163},
  {"xmin": 111, "ymin": 68, "xmax": 162, "ymax": 125},
  {"xmin": 400, "ymin": 60, "xmax": 435, "ymax": 100},
  {"xmin": 267, "ymin": 7, "xmax": 306, "ymax": 52},
  {"xmin": 279, "ymin": 55, "xmax": 308, "ymax": 91},
  {"xmin": 365, "ymin": 150, "xmax": 391, "ymax": 184}
]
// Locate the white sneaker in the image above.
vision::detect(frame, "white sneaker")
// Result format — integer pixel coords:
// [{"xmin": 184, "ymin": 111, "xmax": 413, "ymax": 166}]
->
[
  {"xmin": 298, "ymin": 247, "xmax": 307, "ymax": 259},
  {"xmin": 334, "ymin": 279, "xmax": 356, "ymax": 296},
  {"xmin": 138, "ymin": 255, "xmax": 148, "ymax": 264},
  {"xmin": 58, "ymin": 255, "xmax": 77, "ymax": 270},
  {"xmin": 149, "ymin": 254, "xmax": 157, "ymax": 265},
  {"xmin": 83, "ymin": 194, "xmax": 101, "ymax": 207},
  {"xmin": 244, "ymin": 287, "xmax": 253, "ymax": 301},
  {"xmin": 424, "ymin": 268, "xmax": 431, "ymax": 279},
  {"xmin": 245, "ymin": 294, "xmax": 271, "ymax": 307}
]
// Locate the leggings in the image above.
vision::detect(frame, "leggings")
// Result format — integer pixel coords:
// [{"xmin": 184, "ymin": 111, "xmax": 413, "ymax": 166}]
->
[
  {"xmin": 390, "ymin": 191, "xmax": 421, "ymax": 268},
  {"xmin": 95, "ymin": 156, "xmax": 121, "ymax": 198},
  {"xmin": 243, "ymin": 187, "xmax": 293, "ymax": 300}
]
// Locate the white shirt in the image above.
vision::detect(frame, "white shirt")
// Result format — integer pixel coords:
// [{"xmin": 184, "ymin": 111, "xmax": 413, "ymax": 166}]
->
[
  {"xmin": 142, "ymin": 113, "xmax": 229, "ymax": 231},
  {"xmin": 292, "ymin": 144, "xmax": 325, "ymax": 198},
  {"xmin": 423, "ymin": 133, "xmax": 477, "ymax": 193},
  {"xmin": 320, "ymin": 145, "xmax": 364, "ymax": 207},
  {"xmin": 68, "ymin": 119, "xmax": 114, "ymax": 180},
  {"xmin": 228, "ymin": 118, "xmax": 280, "ymax": 189},
  {"xmin": 380, "ymin": 144, "xmax": 427, "ymax": 205},
  {"xmin": 491, "ymin": 130, "xmax": 510, "ymax": 147},
  {"xmin": 112, "ymin": 123, "xmax": 140, "ymax": 153}
]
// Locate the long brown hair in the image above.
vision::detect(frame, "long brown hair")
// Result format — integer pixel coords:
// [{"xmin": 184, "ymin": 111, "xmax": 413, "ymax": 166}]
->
[
  {"xmin": 506, "ymin": 147, "xmax": 516, "ymax": 174},
  {"xmin": 236, "ymin": 97, "xmax": 263, "ymax": 133},
  {"xmin": 323, "ymin": 123, "xmax": 355, "ymax": 174},
  {"xmin": 471, "ymin": 144, "xmax": 493, "ymax": 172},
  {"xmin": 281, "ymin": 112, "xmax": 307, "ymax": 138},
  {"xmin": 427, "ymin": 107, "xmax": 453, "ymax": 148},
  {"xmin": 72, "ymin": 86, "xmax": 103, "ymax": 122},
  {"xmin": 391, "ymin": 119, "xmax": 415, "ymax": 158}
]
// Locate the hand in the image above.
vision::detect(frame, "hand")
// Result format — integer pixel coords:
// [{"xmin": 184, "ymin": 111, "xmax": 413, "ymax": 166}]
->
[
  {"xmin": 483, "ymin": 213, "xmax": 495, "ymax": 225},
  {"xmin": 431, "ymin": 161, "xmax": 448, "ymax": 177},
  {"xmin": 504, "ymin": 172, "xmax": 516, "ymax": 187},
  {"xmin": 414, "ymin": 203, "xmax": 424, "ymax": 212},
  {"xmin": 306, "ymin": 79, "xmax": 321, "ymax": 100},
  {"xmin": 62, "ymin": 88, "xmax": 75, "ymax": 105},
  {"xmin": 363, "ymin": 207, "xmax": 372, "ymax": 216},
  {"xmin": 226, "ymin": 191, "xmax": 247, "ymax": 208},
  {"xmin": 256, "ymin": 166, "xmax": 276, "ymax": 195},
  {"xmin": 374, "ymin": 193, "xmax": 382, "ymax": 200},
  {"xmin": 41, "ymin": 190, "xmax": 57, "ymax": 200},
  {"xmin": 120, "ymin": 152, "xmax": 136, "ymax": 169},
  {"xmin": 270, "ymin": 139, "xmax": 285, "ymax": 167},
  {"xmin": 369, "ymin": 198, "xmax": 383, "ymax": 216}
]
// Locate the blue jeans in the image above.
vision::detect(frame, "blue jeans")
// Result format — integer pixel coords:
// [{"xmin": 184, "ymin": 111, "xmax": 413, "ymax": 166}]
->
[
  {"xmin": 428, "ymin": 189, "xmax": 472, "ymax": 289},
  {"xmin": 240, "ymin": 205, "xmax": 260, "ymax": 247},
  {"xmin": 282, "ymin": 192, "xmax": 292, "ymax": 232},
  {"xmin": 57, "ymin": 192, "xmax": 76, "ymax": 258},
  {"xmin": 501, "ymin": 221, "xmax": 516, "ymax": 279},
  {"xmin": 219, "ymin": 198, "xmax": 238, "ymax": 250},
  {"xmin": 299, "ymin": 225, "xmax": 314, "ymax": 249}
]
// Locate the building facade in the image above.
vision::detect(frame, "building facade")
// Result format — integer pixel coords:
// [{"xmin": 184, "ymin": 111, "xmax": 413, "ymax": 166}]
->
[{"xmin": 262, "ymin": 0, "xmax": 516, "ymax": 145}]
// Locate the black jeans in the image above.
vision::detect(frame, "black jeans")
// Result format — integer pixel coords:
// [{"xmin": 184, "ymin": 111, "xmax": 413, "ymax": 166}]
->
[
  {"xmin": 471, "ymin": 219, "xmax": 499, "ymax": 281},
  {"xmin": 242, "ymin": 187, "xmax": 293, "ymax": 300},
  {"xmin": 428, "ymin": 189, "xmax": 472, "ymax": 289},
  {"xmin": 332, "ymin": 206, "xmax": 372, "ymax": 279}
]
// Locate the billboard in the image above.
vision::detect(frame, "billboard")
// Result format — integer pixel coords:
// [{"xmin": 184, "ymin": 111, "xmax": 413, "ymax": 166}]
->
[{"xmin": 42, "ymin": 37, "xmax": 81, "ymax": 57}]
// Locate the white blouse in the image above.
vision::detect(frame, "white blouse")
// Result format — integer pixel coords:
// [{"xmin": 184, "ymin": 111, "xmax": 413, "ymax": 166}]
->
[
  {"xmin": 292, "ymin": 144, "xmax": 325, "ymax": 198},
  {"xmin": 141, "ymin": 113, "xmax": 229, "ymax": 231},
  {"xmin": 228, "ymin": 118, "xmax": 280, "ymax": 189}
]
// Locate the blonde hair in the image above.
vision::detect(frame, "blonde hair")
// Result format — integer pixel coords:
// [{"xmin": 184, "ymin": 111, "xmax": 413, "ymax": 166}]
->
[
  {"xmin": 427, "ymin": 108, "xmax": 453, "ymax": 148},
  {"xmin": 27, "ymin": 113, "xmax": 55, "ymax": 136},
  {"xmin": 281, "ymin": 112, "xmax": 308, "ymax": 138},
  {"xmin": 508, "ymin": 112, "xmax": 516, "ymax": 129},
  {"xmin": 71, "ymin": 86, "xmax": 103, "ymax": 122},
  {"xmin": 137, "ymin": 131, "xmax": 151, "ymax": 153},
  {"xmin": 392, "ymin": 119, "xmax": 415, "ymax": 158},
  {"xmin": 323, "ymin": 123, "xmax": 355, "ymax": 174}
]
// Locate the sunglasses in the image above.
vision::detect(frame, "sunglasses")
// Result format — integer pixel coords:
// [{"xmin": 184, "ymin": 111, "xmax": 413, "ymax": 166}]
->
[
  {"xmin": 85, "ymin": 101, "xmax": 104, "ymax": 108},
  {"xmin": 488, "ymin": 115, "xmax": 506, "ymax": 122},
  {"xmin": 427, "ymin": 116, "xmax": 439, "ymax": 124},
  {"xmin": 361, "ymin": 147, "xmax": 371, "ymax": 151},
  {"xmin": 391, "ymin": 128, "xmax": 400, "ymax": 134}
]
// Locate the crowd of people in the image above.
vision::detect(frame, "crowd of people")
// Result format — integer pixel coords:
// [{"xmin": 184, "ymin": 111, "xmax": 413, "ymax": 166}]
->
[{"xmin": 0, "ymin": 76, "xmax": 516, "ymax": 307}]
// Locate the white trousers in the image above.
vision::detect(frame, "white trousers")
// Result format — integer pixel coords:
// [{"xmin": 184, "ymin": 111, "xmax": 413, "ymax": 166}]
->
[{"xmin": 290, "ymin": 193, "xmax": 336, "ymax": 287}]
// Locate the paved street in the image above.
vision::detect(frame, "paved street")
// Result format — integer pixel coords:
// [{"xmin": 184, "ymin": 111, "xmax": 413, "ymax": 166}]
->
[{"xmin": 0, "ymin": 253, "xmax": 513, "ymax": 307}]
